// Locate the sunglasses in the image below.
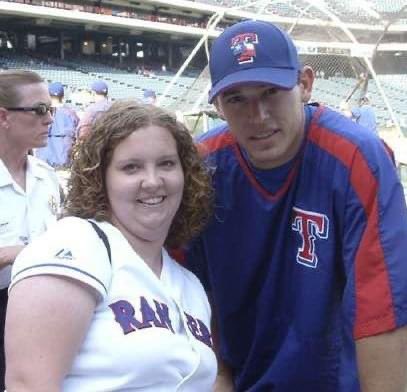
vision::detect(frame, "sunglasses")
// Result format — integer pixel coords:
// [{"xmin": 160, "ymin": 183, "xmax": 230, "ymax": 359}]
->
[{"xmin": 6, "ymin": 103, "xmax": 55, "ymax": 116}]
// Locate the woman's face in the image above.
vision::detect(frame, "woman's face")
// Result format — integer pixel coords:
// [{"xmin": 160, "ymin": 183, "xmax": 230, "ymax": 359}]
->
[{"xmin": 105, "ymin": 125, "xmax": 184, "ymax": 246}]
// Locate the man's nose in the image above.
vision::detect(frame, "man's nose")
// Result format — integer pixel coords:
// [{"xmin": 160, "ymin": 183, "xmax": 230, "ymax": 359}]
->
[
  {"xmin": 44, "ymin": 110, "xmax": 54, "ymax": 125},
  {"xmin": 248, "ymin": 99, "xmax": 269, "ymax": 121}
]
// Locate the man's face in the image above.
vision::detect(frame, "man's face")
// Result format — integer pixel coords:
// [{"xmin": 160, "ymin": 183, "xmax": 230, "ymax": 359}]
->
[
  {"xmin": 215, "ymin": 69, "xmax": 313, "ymax": 169},
  {"xmin": 6, "ymin": 83, "xmax": 53, "ymax": 150}
]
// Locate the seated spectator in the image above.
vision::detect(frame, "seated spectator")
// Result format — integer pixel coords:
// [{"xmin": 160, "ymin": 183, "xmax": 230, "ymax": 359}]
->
[{"xmin": 35, "ymin": 82, "xmax": 79, "ymax": 169}]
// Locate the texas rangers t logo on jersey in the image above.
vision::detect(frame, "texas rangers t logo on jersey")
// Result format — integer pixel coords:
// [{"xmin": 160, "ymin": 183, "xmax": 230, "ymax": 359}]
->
[
  {"xmin": 291, "ymin": 207, "xmax": 329, "ymax": 268},
  {"xmin": 231, "ymin": 33, "xmax": 258, "ymax": 64}
]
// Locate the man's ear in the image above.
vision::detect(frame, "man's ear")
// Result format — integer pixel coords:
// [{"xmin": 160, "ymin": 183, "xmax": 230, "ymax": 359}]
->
[
  {"xmin": 299, "ymin": 66, "xmax": 315, "ymax": 103},
  {"xmin": 213, "ymin": 97, "xmax": 225, "ymax": 120},
  {"xmin": 0, "ymin": 107, "xmax": 10, "ymax": 128}
]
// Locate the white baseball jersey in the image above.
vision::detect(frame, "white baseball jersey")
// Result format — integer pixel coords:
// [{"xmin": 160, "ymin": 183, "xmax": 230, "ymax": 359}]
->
[
  {"xmin": 0, "ymin": 155, "xmax": 60, "ymax": 289},
  {"xmin": 10, "ymin": 217, "xmax": 217, "ymax": 391}
]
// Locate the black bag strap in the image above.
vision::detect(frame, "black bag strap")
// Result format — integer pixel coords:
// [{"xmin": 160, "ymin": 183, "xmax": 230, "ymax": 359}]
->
[{"xmin": 88, "ymin": 220, "xmax": 112, "ymax": 265}]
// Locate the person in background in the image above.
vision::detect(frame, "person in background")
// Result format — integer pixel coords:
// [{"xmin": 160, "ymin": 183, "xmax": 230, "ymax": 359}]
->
[
  {"xmin": 186, "ymin": 20, "xmax": 407, "ymax": 392},
  {"xmin": 143, "ymin": 89, "xmax": 157, "ymax": 105},
  {"xmin": 0, "ymin": 70, "xmax": 61, "ymax": 391},
  {"xmin": 77, "ymin": 80, "xmax": 111, "ymax": 139},
  {"xmin": 5, "ymin": 100, "xmax": 217, "ymax": 391},
  {"xmin": 35, "ymin": 82, "xmax": 79, "ymax": 168},
  {"xmin": 351, "ymin": 95, "xmax": 378, "ymax": 134}
]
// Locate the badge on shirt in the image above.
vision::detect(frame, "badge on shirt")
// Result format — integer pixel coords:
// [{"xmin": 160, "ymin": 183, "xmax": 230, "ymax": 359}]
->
[
  {"xmin": 0, "ymin": 221, "xmax": 9, "ymax": 235},
  {"xmin": 19, "ymin": 235, "xmax": 29, "ymax": 245},
  {"xmin": 48, "ymin": 195, "xmax": 58, "ymax": 216}
]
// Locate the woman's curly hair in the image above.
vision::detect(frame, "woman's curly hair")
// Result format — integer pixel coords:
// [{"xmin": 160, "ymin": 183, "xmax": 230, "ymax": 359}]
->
[{"xmin": 65, "ymin": 100, "xmax": 213, "ymax": 248}]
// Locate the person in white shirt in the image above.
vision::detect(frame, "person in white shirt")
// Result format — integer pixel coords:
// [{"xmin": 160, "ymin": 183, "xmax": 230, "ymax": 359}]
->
[
  {"xmin": 5, "ymin": 100, "xmax": 217, "ymax": 391},
  {"xmin": 0, "ymin": 70, "xmax": 61, "ymax": 391}
]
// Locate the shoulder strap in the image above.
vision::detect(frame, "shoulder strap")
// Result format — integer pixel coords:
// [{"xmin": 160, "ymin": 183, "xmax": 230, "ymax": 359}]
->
[{"xmin": 88, "ymin": 220, "xmax": 112, "ymax": 265}]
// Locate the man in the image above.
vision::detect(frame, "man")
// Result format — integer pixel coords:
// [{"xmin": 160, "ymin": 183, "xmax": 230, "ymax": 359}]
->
[
  {"xmin": 351, "ymin": 95, "xmax": 378, "ymax": 134},
  {"xmin": 77, "ymin": 80, "xmax": 111, "ymax": 139},
  {"xmin": 186, "ymin": 20, "xmax": 407, "ymax": 392},
  {"xmin": 35, "ymin": 82, "xmax": 79, "ymax": 168},
  {"xmin": 0, "ymin": 70, "xmax": 61, "ymax": 390},
  {"xmin": 143, "ymin": 89, "xmax": 157, "ymax": 105}
]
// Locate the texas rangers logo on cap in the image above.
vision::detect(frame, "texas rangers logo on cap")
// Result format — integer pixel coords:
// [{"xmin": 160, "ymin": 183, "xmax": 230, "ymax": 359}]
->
[{"xmin": 231, "ymin": 33, "xmax": 258, "ymax": 64}]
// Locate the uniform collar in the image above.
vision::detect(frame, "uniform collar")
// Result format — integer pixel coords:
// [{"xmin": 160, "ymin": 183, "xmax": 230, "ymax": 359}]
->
[
  {"xmin": 0, "ymin": 155, "xmax": 48, "ymax": 188},
  {"xmin": 26, "ymin": 155, "xmax": 49, "ymax": 180}
]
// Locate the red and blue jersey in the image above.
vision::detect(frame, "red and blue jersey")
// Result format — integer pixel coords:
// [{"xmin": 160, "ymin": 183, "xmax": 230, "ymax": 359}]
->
[{"xmin": 186, "ymin": 104, "xmax": 407, "ymax": 392}]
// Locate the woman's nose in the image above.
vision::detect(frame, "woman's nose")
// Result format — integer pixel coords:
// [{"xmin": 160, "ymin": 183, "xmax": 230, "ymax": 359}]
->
[{"xmin": 141, "ymin": 168, "xmax": 162, "ymax": 189}]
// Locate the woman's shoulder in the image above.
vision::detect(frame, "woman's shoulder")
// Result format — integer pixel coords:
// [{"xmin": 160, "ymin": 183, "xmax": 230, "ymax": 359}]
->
[{"xmin": 164, "ymin": 249, "xmax": 207, "ymax": 294}]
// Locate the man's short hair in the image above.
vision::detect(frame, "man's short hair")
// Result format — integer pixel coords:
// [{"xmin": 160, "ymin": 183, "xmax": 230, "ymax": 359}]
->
[{"xmin": 0, "ymin": 70, "xmax": 44, "ymax": 107}]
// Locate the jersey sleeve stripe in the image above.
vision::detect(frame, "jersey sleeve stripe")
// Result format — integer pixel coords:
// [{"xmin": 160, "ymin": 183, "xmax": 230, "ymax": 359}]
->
[
  {"xmin": 309, "ymin": 124, "xmax": 396, "ymax": 339},
  {"xmin": 197, "ymin": 132, "xmax": 235, "ymax": 157},
  {"xmin": 11, "ymin": 263, "xmax": 108, "ymax": 294}
]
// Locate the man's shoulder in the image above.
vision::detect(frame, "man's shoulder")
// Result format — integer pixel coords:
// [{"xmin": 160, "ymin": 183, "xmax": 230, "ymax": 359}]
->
[
  {"xmin": 316, "ymin": 105, "xmax": 375, "ymax": 142},
  {"xmin": 28, "ymin": 156, "xmax": 59, "ymax": 181},
  {"xmin": 84, "ymin": 99, "xmax": 111, "ymax": 113},
  {"xmin": 53, "ymin": 106, "xmax": 79, "ymax": 125},
  {"xmin": 60, "ymin": 105, "xmax": 79, "ymax": 118},
  {"xmin": 311, "ymin": 107, "xmax": 393, "ymax": 172},
  {"xmin": 196, "ymin": 122, "xmax": 235, "ymax": 157}
]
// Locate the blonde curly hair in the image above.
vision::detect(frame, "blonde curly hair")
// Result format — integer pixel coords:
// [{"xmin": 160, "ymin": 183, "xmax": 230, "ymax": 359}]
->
[{"xmin": 65, "ymin": 100, "xmax": 213, "ymax": 248}]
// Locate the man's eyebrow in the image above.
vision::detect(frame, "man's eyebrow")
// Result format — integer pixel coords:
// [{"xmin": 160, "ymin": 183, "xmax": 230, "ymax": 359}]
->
[
  {"xmin": 33, "ymin": 101, "xmax": 52, "ymax": 106},
  {"xmin": 222, "ymin": 89, "xmax": 241, "ymax": 98}
]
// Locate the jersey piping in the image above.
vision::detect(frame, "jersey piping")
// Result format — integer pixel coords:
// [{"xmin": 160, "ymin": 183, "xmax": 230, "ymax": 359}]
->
[{"xmin": 308, "ymin": 123, "xmax": 395, "ymax": 338}]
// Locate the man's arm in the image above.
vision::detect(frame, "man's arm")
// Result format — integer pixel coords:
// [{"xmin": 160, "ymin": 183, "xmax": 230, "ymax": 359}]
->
[
  {"xmin": 0, "ymin": 245, "xmax": 25, "ymax": 270},
  {"xmin": 209, "ymin": 293, "xmax": 234, "ymax": 392},
  {"xmin": 356, "ymin": 326, "xmax": 407, "ymax": 392}
]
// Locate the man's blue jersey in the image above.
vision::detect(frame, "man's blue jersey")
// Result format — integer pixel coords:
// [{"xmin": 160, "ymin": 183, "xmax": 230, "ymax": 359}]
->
[
  {"xmin": 186, "ymin": 104, "xmax": 407, "ymax": 392},
  {"xmin": 36, "ymin": 106, "xmax": 79, "ymax": 167}
]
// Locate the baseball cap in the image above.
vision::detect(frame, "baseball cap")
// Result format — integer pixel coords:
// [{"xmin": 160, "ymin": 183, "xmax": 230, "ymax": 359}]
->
[
  {"xmin": 143, "ymin": 89, "xmax": 157, "ymax": 104},
  {"xmin": 48, "ymin": 82, "xmax": 64, "ymax": 97},
  {"xmin": 208, "ymin": 20, "xmax": 301, "ymax": 103},
  {"xmin": 91, "ymin": 80, "xmax": 108, "ymax": 95},
  {"xmin": 143, "ymin": 89, "xmax": 156, "ymax": 99}
]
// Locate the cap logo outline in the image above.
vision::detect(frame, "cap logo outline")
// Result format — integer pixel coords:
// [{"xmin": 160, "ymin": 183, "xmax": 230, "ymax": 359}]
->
[{"xmin": 231, "ymin": 33, "xmax": 259, "ymax": 64}]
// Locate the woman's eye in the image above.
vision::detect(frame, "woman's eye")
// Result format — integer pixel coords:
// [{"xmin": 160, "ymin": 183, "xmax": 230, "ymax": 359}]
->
[
  {"xmin": 160, "ymin": 160, "xmax": 175, "ymax": 168},
  {"xmin": 122, "ymin": 163, "xmax": 138, "ymax": 172}
]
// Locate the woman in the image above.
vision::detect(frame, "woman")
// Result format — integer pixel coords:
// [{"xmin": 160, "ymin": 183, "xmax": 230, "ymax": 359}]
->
[{"xmin": 5, "ymin": 100, "xmax": 216, "ymax": 391}]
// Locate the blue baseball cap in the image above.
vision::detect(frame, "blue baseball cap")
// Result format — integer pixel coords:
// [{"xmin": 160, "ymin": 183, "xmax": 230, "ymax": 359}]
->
[
  {"xmin": 48, "ymin": 82, "xmax": 64, "ymax": 97},
  {"xmin": 91, "ymin": 80, "xmax": 108, "ymax": 95},
  {"xmin": 143, "ymin": 89, "xmax": 156, "ymax": 99},
  {"xmin": 143, "ymin": 89, "xmax": 157, "ymax": 104},
  {"xmin": 208, "ymin": 20, "xmax": 301, "ymax": 103}
]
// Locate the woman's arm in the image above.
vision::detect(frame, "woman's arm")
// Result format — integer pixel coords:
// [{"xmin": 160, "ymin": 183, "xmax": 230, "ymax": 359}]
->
[{"xmin": 5, "ymin": 275, "xmax": 98, "ymax": 392}]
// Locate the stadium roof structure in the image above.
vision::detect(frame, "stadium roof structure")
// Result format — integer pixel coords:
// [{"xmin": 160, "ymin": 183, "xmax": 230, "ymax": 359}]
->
[{"xmin": 1, "ymin": 0, "xmax": 406, "ymax": 136}]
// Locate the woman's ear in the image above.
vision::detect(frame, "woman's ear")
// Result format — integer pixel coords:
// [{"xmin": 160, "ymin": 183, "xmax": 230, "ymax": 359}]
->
[{"xmin": 299, "ymin": 66, "xmax": 315, "ymax": 103}]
